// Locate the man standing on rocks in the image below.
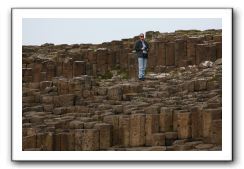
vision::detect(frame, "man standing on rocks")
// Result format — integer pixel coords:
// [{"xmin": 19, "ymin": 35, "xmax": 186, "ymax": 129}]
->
[{"xmin": 134, "ymin": 33, "xmax": 149, "ymax": 81}]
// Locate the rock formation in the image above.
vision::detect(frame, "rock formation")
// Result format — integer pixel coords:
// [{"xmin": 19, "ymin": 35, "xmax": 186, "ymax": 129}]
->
[{"xmin": 22, "ymin": 29, "xmax": 222, "ymax": 151}]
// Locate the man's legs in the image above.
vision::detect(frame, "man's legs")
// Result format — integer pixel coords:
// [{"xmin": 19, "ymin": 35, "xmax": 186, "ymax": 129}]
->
[
  {"xmin": 138, "ymin": 57, "xmax": 147, "ymax": 80},
  {"xmin": 138, "ymin": 57, "xmax": 143, "ymax": 79},
  {"xmin": 142, "ymin": 58, "xmax": 147, "ymax": 79}
]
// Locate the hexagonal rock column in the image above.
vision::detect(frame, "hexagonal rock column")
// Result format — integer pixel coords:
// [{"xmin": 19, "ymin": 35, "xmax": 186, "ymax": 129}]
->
[
  {"xmin": 54, "ymin": 132, "xmax": 75, "ymax": 151},
  {"xmin": 37, "ymin": 132, "xmax": 54, "ymax": 151},
  {"xmin": 159, "ymin": 107, "xmax": 173, "ymax": 132},
  {"xmin": 94, "ymin": 123, "xmax": 113, "ymax": 150},
  {"xmin": 186, "ymin": 37, "xmax": 203, "ymax": 65},
  {"xmin": 174, "ymin": 39, "xmax": 187, "ymax": 67},
  {"xmin": 214, "ymin": 42, "xmax": 222, "ymax": 59},
  {"xmin": 96, "ymin": 48, "xmax": 108, "ymax": 75},
  {"xmin": 196, "ymin": 44, "xmax": 216, "ymax": 65},
  {"xmin": 156, "ymin": 41, "xmax": 166, "ymax": 67},
  {"xmin": 190, "ymin": 107, "xmax": 203, "ymax": 140},
  {"xmin": 177, "ymin": 112, "xmax": 192, "ymax": 139},
  {"xmin": 165, "ymin": 42, "xmax": 175, "ymax": 66},
  {"xmin": 128, "ymin": 53, "xmax": 138, "ymax": 79},
  {"xmin": 118, "ymin": 115, "xmax": 131, "ymax": 147},
  {"xmin": 145, "ymin": 114, "xmax": 160, "ymax": 146},
  {"xmin": 147, "ymin": 40, "xmax": 158, "ymax": 68},
  {"xmin": 74, "ymin": 129, "xmax": 99, "ymax": 151},
  {"xmin": 32, "ymin": 62, "xmax": 43, "ymax": 82},
  {"xmin": 103, "ymin": 115, "xmax": 120, "ymax": 146},
  {"xmin": 63, "ymin": 58, "xmax": 73, "ymax": 78},
  {"xmin": 46, "ymin": 61, "xmax": 56, "ymax": 81},
  {"xmin": 129, "ymin": 114, "xmax": 146, "ymax": 147},
  {"xmin": 202, "ymin": 108, "xmax": 222, "ymax": 143},
  {"xmin": 211, "ymin": 119, "xmax": 222, "ymax": 145},
  {"xmin": 73, "ymin": 61, "xmax": 86, "ymax": 77}
]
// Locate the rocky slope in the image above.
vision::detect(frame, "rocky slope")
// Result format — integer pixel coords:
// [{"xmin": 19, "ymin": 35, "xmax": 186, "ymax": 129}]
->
[{"xmin": 22, "ymin": 29, "xmax": 222, "ymax": 151}]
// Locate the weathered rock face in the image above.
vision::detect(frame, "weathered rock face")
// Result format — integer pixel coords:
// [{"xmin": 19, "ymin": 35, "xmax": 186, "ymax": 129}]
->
[{"xmin": 22, "ymin": 29, "xmax": 222, "ymax": 151}]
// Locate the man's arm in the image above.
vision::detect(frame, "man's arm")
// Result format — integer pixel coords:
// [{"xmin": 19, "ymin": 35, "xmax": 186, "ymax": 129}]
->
[{"xmin": 134, "ymin": 41, "xmax": 141, "ymax": 52}]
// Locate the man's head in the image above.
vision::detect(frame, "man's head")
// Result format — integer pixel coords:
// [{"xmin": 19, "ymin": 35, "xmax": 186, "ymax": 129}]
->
[{"xmin": 139, "ymin": 33, "xmax": 144, "ymax": 40}]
